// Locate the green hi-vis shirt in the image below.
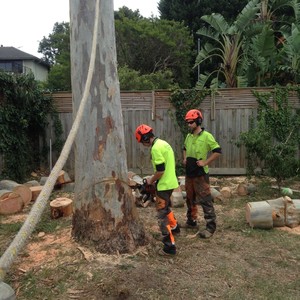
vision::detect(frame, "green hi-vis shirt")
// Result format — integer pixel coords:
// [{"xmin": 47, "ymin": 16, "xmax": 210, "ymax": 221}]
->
[
  {"xmin": 184, "ymin": 129, "xmax": 220, "ymax": 174},
  {"xmin": 151, "ymin": 138, "xmax": 179, "ymax": 191}
]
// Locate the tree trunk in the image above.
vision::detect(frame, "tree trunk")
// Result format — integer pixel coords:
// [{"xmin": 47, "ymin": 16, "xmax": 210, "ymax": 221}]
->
[{"xmin": 70, "ymin": 0, "xmax": 146, "ymax": 254}]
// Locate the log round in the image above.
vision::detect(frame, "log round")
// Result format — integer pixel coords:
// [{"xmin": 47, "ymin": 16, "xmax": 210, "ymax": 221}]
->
[
  {"xmin": 50, "ymin": 197, "xmax": 73, "ymax": 219},
  {"xmin": 220, "ymin": 187, "xmax": 232, "ymax": 198},
  {"xmin": 211, "ymin": 187, "xmax": 222, "ymax": 200},
  {"xmin": 0, "ymin": 190, "xmax": 16, "ymax": 201},
  {"xmin": 0, "ymin": 194, "xmax": 24, "ymax": 215},
  {"xmin": 245, "ymin": 201, "xmax": 273, "ymax": 229},
  {"xmin": 237, "ymin": 183, "xmax": 248, "ymax": 196},
  {"xmin": 0, "ymin": 180, "xmax": 32, "ymax": 206}
]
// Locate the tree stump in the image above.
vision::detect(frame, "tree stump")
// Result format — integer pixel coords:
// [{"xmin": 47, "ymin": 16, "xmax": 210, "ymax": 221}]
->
[
  {"xmin": 50, "ymin": 197, "xmax": 73, "ymax": 219},
  {"xmin": 245, "ymin": 201, "xmax": 273, "ymax": 229},
  {"xmin": 0, "ymin": 180, "xmax": 32, "ymax": 206}
]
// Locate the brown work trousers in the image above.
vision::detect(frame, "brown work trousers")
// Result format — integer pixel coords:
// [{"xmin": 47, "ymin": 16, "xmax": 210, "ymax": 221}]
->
[{"xmin": 185, "ymin": 174, "xmax": 216, "ymax": 233}]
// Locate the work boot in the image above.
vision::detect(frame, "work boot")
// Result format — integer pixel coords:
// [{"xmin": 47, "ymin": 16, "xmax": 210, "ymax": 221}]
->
[
  {"xmin": 159, "ymin": 244, "xmax": 176, "ymax": 256},
  {"xmin": 158, "ymin": 248, "xmax": 176, "ymax": 256},
  {"xmin": 171, "ymin": 224, "xmax": 181, "ymax": 235},
  {"xmin": 199, "ymin": 229, "xmax": 214, "ymax": 239},
  {"xmin": 185, "ymin": 219, "xmax": 198, "ymax": 228}
]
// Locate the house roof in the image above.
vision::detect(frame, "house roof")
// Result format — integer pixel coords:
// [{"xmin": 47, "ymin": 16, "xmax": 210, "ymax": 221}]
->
[{"xmin": 0, "ymin": 46, "xmax": 49, "ymax": 68}]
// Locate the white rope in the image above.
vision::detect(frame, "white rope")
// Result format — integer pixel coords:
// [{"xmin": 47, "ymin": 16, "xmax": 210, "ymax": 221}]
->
[{"xmin": 0, "ymin": 0, "xmax": 100, "ymax": 281}]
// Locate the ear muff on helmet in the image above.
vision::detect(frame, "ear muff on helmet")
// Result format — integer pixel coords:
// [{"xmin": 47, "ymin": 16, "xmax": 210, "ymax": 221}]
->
[
  {"xmin": 135, "ymin": 124, "xmax": 153, "ymax": 143},
  {"xmin": 185, "ymin": 109, "xmax": 203, "ymax": 126}
]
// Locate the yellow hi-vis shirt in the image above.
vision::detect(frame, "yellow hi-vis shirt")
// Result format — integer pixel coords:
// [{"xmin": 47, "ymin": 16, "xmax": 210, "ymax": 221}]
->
[
  {"xmin": 151, "ymin": 138, "xmax": 179, "ymax": 191},
  {"xmin": 184, "ymin": 129, "xmax": 220, "ymax": 174}
]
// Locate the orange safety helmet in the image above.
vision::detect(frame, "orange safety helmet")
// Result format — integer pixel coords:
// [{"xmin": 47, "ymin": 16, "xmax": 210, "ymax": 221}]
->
[
  {"xmin": 185, "ymin": 109, "xmax": 203, "ymax": 121},
  {"xmin": 135, "ymin": 124, "xmax": 153, "ymax": 143}
]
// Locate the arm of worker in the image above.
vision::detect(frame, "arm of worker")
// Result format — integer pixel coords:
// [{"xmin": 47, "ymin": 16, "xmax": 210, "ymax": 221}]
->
[
  {"xmin": 183, "ymin": 149, "xmax": 187, "ymax": 165},
  {"xmin": 197, "ymin": 150, "xmax": 221, "ymax": 167},
  {"xmin": 146, "ymin": 163, "xmax": 165, "ymax": 185}
]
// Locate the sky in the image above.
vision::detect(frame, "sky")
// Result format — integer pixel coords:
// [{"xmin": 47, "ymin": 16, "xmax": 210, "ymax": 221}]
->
[{"xmin": 0, "ymin": 0, "xmax": 159, "ymax": 58}]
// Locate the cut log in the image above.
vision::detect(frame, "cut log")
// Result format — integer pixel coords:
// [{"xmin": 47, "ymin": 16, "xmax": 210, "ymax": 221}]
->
[
  {"xmin": 29, "ymin": 186, "xmax": 43, "ymax": 201},
  {"xmin": 220, "ymin": 187, "xmax": 232, "ymax": 198},
  {"xmin": 237, "ymin": 183, "xmax": 248, "ymax": 196},
  {"xmin": 211, "ymin": 187, "xmax": 222, "ymax": 201},
  {"xmin": 0, "ymin": 180, "xmax": 32, "ymax": 206},
  {"xmin": 178, "ymin": 176, "xmax": 185, "ymax": 191},
  {"xmin": 56, "ymin": 170, "xmax": 72, "ymax": 185},
  {"xmin": 40, "ymin": 177, "xmax": 48, "ymax": 186},
  {"xmin": 24, "ymin": 180, "xmax": 40, "ymax": 187},
  {"xmin": 266, "ymin": 197, "xmax": 286, "ymax": 227},
  {"xmin": 50, "ymin": 197, "xmax": 73, "ymax": 219},
  {"xmin": 285, "ymin": 197, "xmax": 300, "ymax": 228},
  {"xmin": 0, "ymin": 189, "xmax": 16, "ymax": 200},
  {"xmin": 237, "ymin": 183, "xmax": 257, "ymax": 196},
  {"xmin": 171, "ymin": 187, "xmax": 185, "ymax": 208},
  {"xmin": 245, "ymin": 201, "xmax": 273, "ymax": 229},
  {"xmin": 0, "ymin": 194, "xmax": 24, "ymax": 215}
]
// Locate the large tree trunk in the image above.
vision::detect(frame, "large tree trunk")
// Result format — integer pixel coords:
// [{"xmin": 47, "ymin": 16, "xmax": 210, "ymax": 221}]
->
[{"xmin": 70, "ymin": 0, "xmax": 146, "ymax": 253}]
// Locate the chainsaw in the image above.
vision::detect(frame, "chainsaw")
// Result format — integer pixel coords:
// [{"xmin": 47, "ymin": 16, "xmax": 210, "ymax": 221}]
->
[{"xmin": 134, "ymin": 178, "xmax": 156, "ymax": 203}]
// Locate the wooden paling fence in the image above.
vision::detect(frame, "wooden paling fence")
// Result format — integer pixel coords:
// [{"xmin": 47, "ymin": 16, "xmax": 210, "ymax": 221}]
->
[{"xmin": 47, "ymin": 88, "xmax": 300, "ymax": 177}]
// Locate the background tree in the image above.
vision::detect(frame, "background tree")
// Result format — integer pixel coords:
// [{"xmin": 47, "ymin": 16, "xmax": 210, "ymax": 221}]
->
[
  {"xmin": 237, "ymin": 87, "xmax": 300, "ymax": 187},
  {"xmin": 38, "ymin": 8, "xmax": 193, "ymax": 90},
  {"xmin": 158, "ymin": 0, "xmax": 248, "ymax": 37},
  {"xmin": 38, "ymin": 22, "xmax": 71, "ymax": 91},
  {"xmin": 70, "ymin": 0, "xmax": 146, "ymax": 253},
  {"xmin": 115, "ymin": 12, "xmax": 194, "ymax": 88}
]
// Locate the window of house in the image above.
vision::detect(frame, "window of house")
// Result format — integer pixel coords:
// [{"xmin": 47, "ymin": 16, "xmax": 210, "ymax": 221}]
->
[{"xmin": 0, "ymin": 61, "xmax": 23, "ymax": 73}]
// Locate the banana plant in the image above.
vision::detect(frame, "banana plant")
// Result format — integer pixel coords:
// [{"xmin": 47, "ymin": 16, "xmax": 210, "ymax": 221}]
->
[
  {"xmin": 278, "ymin": 23, "xmax": 300, "ymax": 83},
  {"xmin": 195, "ymin": 0, "xmax": 260, "ymax": 88}
]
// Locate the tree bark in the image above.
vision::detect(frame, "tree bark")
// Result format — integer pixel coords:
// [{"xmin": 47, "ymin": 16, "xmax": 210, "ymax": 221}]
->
[{"xmin": 70, "ymin": 0, "xmax": 146, "ymax": 254}]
